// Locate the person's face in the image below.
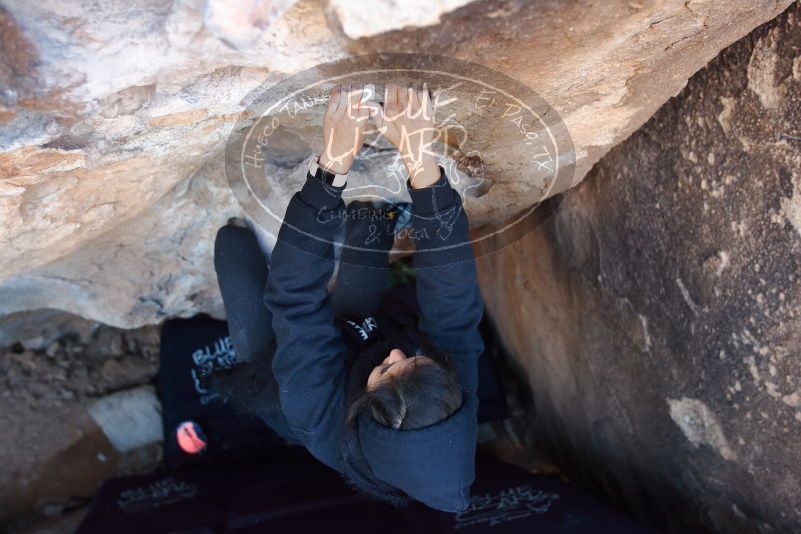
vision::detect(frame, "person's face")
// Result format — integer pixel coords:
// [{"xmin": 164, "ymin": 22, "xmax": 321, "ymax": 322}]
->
[{"xmin": 367, "ymin": 348, "xmax": 430, "ymax": 389}]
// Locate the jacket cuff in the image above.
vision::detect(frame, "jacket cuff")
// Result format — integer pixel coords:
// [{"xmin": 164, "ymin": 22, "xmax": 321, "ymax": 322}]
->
[
  {"xmin": 406, "ymin": 167, "xmax": 458, "ymax": 216},
  {"xmin": 299, "ymin": 171, "xmax": 346, "ymax": 210}
]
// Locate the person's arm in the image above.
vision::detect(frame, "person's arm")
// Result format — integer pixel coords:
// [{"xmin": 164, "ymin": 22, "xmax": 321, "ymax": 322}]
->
[
  {"xmin": 264, "ymin": 173, "xmax": 347, "ymax": 459},
  {"xmin": 264, "ymin": 85, "xmax": 372, "ymax": 467},
  {"xmin": 374, "ymin": 84, "xmax": 484, "ymax": 396},
  {"xmin": 408, "ymin": 166, "xmax": 484, "ymax": 397}
]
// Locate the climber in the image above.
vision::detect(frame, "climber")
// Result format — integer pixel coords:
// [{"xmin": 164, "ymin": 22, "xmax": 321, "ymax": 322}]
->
[{"xmin": 211, "ymin": 84, "xmax": 484, "ymax": 512}]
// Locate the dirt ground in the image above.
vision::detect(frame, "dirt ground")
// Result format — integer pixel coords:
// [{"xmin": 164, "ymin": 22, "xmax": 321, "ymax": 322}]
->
[{"xmin": 0, "ymin": 315, "xmax": 162, "ymax": 533}]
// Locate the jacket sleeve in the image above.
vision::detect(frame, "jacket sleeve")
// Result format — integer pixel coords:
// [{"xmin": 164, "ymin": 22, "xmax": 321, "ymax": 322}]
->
[
  {"xmin": 264, "ymin": 172, "xmax": 348, "ymax": 469},
  {"xmin": 407, "ymin": 168, "xmax": 485, "ymax": 397}
]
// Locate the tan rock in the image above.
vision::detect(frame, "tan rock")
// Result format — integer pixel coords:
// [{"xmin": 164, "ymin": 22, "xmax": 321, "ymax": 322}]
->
[{"xmin": 0, "ymin": 0, "xmax": 794, "ymax": 326}]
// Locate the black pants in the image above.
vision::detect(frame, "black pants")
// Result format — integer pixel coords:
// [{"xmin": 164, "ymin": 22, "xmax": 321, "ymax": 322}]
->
[{"xmin": 213, "ymin": 201, "xmax": 396, "ymax": 365}]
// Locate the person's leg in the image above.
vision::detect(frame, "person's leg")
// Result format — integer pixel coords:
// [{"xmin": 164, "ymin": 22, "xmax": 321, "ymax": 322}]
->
[
  {"xmin": 213, "ymin": 225, "xmax": 299, "ymax": 442},
  {"xmin": 333, "ymin": 201, "xmax": 397, "ymax": 318},
  {"xmin": 214, "ymin": 224, "xmax": 274, "ymax": 363}
]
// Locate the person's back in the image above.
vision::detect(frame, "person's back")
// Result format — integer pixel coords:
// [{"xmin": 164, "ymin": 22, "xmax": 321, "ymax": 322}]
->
[{"xmin": 212, "ymin": 84, "xmax": 484, "ymax": 511}]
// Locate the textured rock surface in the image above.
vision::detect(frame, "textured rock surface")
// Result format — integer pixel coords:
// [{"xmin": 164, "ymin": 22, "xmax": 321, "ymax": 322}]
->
[
  {"xmin": 0, "ymin": 323, "xmax": 161, "ymax": 530},
  {"xmin": 0, "ymin": 159, "xmax": 239, "ymax": 327},
  {"xmin": 476, "ymin": 5, "xmax": 801, "ymax": 532},
  {"xmin": 0, "ymin": 0, "xmax": 794, "ymax": 327},
  {"xmin": 329, "ymin": 0, "xmax": 475, "ymax": 39}
]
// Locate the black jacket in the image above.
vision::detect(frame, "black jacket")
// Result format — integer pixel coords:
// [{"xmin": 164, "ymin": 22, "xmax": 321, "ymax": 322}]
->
[{"xmin": 264, "ymin": 168, "xmax": 484, "ymax": 512}]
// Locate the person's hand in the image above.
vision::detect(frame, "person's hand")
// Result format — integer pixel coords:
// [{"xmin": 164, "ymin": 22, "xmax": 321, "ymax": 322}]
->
[
  {"xmin": 373, "ymin": 84, "xmax": 441, "ymax": 188},
  {"xmin": 318, "ymin": 84, "xmax": 373, "ymax": 175}
]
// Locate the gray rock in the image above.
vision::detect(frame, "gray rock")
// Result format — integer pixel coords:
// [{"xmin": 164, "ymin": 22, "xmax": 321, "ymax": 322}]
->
[
  {"xmin": 477, "ymin": 5, "xmax": 801, "ymax": 532},
  {"xmin": 87, "ymin": 386, "xmax": 163, "ymax": 453}
]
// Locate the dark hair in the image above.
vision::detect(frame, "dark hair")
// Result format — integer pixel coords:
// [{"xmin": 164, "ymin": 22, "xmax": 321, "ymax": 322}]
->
[
  {"xmin": 346, "ymin": 353, "xmax": 462, "ymax": 430},
  {"xmin": 337, "ymin": 348, "xmax": 463, "ymax": 507}
]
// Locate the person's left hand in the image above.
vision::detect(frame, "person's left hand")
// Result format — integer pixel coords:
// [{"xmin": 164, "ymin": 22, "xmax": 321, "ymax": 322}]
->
[
  {"xmin": 371, "ymin": 84, "xmax": 440, "ymax": 188},
  {"xmin": 318, "ymin": 84, "xmax": 375, "ymax": 175}
]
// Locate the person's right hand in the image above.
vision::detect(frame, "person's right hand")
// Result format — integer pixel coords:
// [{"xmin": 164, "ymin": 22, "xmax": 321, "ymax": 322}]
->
[
  {"xmin": 373, "ymin": 84, "xmax": 441, "ymax": 188},
  {"xmin": 318, "ymin": 84, "xmax": 373, "ymax": 175}
]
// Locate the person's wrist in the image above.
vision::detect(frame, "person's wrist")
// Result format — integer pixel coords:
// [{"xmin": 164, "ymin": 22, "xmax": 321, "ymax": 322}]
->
[
  {"xmin": 318, "ymin": 153, "xmax": 352, "ymax": 175},
  {"xmin": 404, "ymin": 154, "xmax": 440, "ymax": 188}
]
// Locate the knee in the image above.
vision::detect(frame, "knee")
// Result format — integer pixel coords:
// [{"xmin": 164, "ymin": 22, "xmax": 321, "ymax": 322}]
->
[
  {"xmin": 215, "ymin": 225, "xmax": 236, "ymax": 249},
  {"xmin": 214, "ymin": 225, "xmax": 248, "ymax": 271},
  {"xmin": 214, "ymin": 225, "xmax": 232, "ymax": 267}
]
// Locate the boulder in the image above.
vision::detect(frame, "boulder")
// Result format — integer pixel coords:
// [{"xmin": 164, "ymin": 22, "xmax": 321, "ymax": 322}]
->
[
  {"xmin": 0, "ymin": 0, "xmax": 793, "ymax": 327},
  {"xmin": 476, "ymin": 4, "xmax": 801, "ymax": 532}
]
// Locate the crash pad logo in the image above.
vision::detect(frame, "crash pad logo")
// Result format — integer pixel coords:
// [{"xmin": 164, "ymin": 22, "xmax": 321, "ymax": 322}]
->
[
  {"xmin": 224, "ymin": 54, "xmax": 574, "ymax": 262},
  {"xmin": 454, "ymin": 485, "xmax": 559, "ymax": 529},
  {"xmin": 117, "ymin": 477, "xmax": 198, "ymax": 512}
]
